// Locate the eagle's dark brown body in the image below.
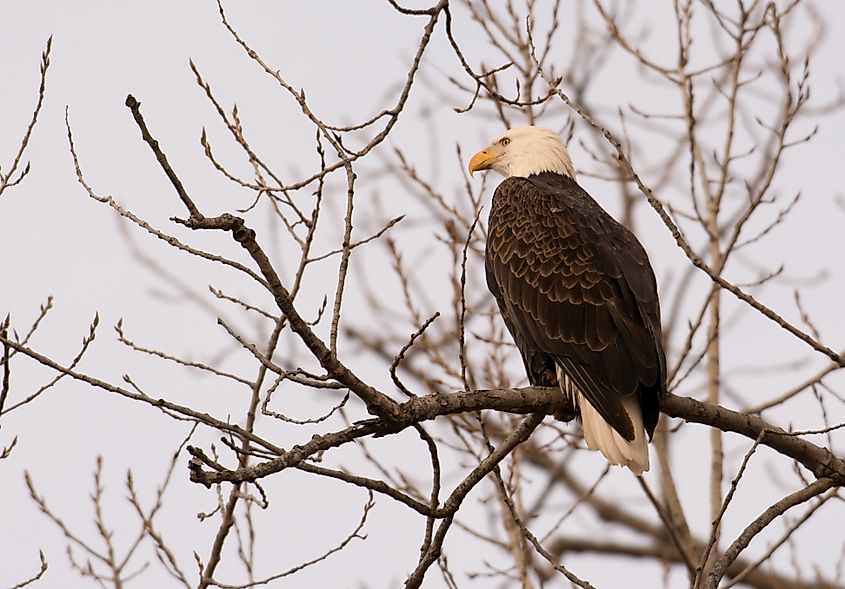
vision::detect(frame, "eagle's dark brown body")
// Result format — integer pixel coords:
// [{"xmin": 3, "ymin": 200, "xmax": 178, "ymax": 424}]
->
[{"xmin": 485, "ymin": 172, "xmax": 666, "ymax": 441}]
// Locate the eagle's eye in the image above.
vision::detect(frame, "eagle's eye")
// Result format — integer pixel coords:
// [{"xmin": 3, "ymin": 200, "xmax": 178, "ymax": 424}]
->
[{"xmin": 501, "ymin": 137, "xmax": 510, "ymax": 146}]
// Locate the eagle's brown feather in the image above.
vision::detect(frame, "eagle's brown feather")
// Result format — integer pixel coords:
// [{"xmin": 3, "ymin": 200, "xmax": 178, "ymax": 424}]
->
[{"xmin": 485, "ymin": 172, "xmax": 665, "ymax": 441}]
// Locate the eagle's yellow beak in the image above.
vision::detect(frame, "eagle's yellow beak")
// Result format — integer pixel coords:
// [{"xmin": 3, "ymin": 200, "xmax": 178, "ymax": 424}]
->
[{"xmin": 468, "ymin": 144, "xmax": 504, "ymax": 176}]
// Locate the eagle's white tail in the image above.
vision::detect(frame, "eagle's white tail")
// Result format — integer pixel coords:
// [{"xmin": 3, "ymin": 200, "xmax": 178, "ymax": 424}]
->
[
  {"xmin": 555, "ymin": 365, "xmax": 650, "ymax": 474},
  {"xmin": 575, "ymin": 390, "xmax": 650, "ymax": 476}
]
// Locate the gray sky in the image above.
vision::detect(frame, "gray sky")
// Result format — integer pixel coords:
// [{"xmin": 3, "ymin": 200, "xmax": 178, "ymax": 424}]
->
[{"xmin": 2, "ymin": 2, "xmax": 845, "ymax": 587}]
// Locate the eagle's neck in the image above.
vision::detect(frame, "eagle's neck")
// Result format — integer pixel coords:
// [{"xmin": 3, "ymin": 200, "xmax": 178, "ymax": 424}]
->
[{"xmin": 505, "ymin": 142, "xmax": 576, "ymax": 179}]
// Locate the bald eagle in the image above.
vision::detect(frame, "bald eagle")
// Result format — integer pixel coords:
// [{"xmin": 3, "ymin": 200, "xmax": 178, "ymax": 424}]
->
[{"xmin": 469, "ymin": 126, "xmax": 666, "ymax": 475}]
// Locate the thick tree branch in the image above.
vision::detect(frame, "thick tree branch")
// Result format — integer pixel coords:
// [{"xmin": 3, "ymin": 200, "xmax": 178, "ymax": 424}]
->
[
  {"xmin": 3, "ymin": 316, "xmax": 840, "ymax": 491},
  {"xmin": 661, "ymin": 393, "xmax": 845, "ymax": 481},
  {"xmin": 188, "ymin": 386, "xmax": 844, "ymax": 493},
  {"xmin": 188, "ymin": 388, "xmax": 572, "ymax": 486}
]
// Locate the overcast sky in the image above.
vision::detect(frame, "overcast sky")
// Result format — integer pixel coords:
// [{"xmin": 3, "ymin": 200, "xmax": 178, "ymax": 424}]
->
[{"xmin": 2, "ymin": 2, "xmax": 845, "ymax": 588}]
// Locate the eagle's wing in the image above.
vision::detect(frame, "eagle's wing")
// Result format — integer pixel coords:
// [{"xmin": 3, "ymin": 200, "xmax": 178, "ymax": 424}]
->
[{"xmin": 485, "ymin": 174, "xmax": 665, "ymax": 440}]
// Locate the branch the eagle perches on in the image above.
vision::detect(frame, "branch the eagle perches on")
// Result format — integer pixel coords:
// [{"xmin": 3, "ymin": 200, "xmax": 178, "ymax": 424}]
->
[
  {"xmin": 185, "ymin": 387, "xmax": 845, "ymax": 488},
  {"xmin": 116, "ymin": 95, "xmax": 845, "ymax": 496}
]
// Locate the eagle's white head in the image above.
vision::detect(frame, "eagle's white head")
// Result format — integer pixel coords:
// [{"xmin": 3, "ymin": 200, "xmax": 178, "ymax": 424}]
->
[{"xmin": 468, "ymin": 126, "xmax": 576, "ymax": 179}]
